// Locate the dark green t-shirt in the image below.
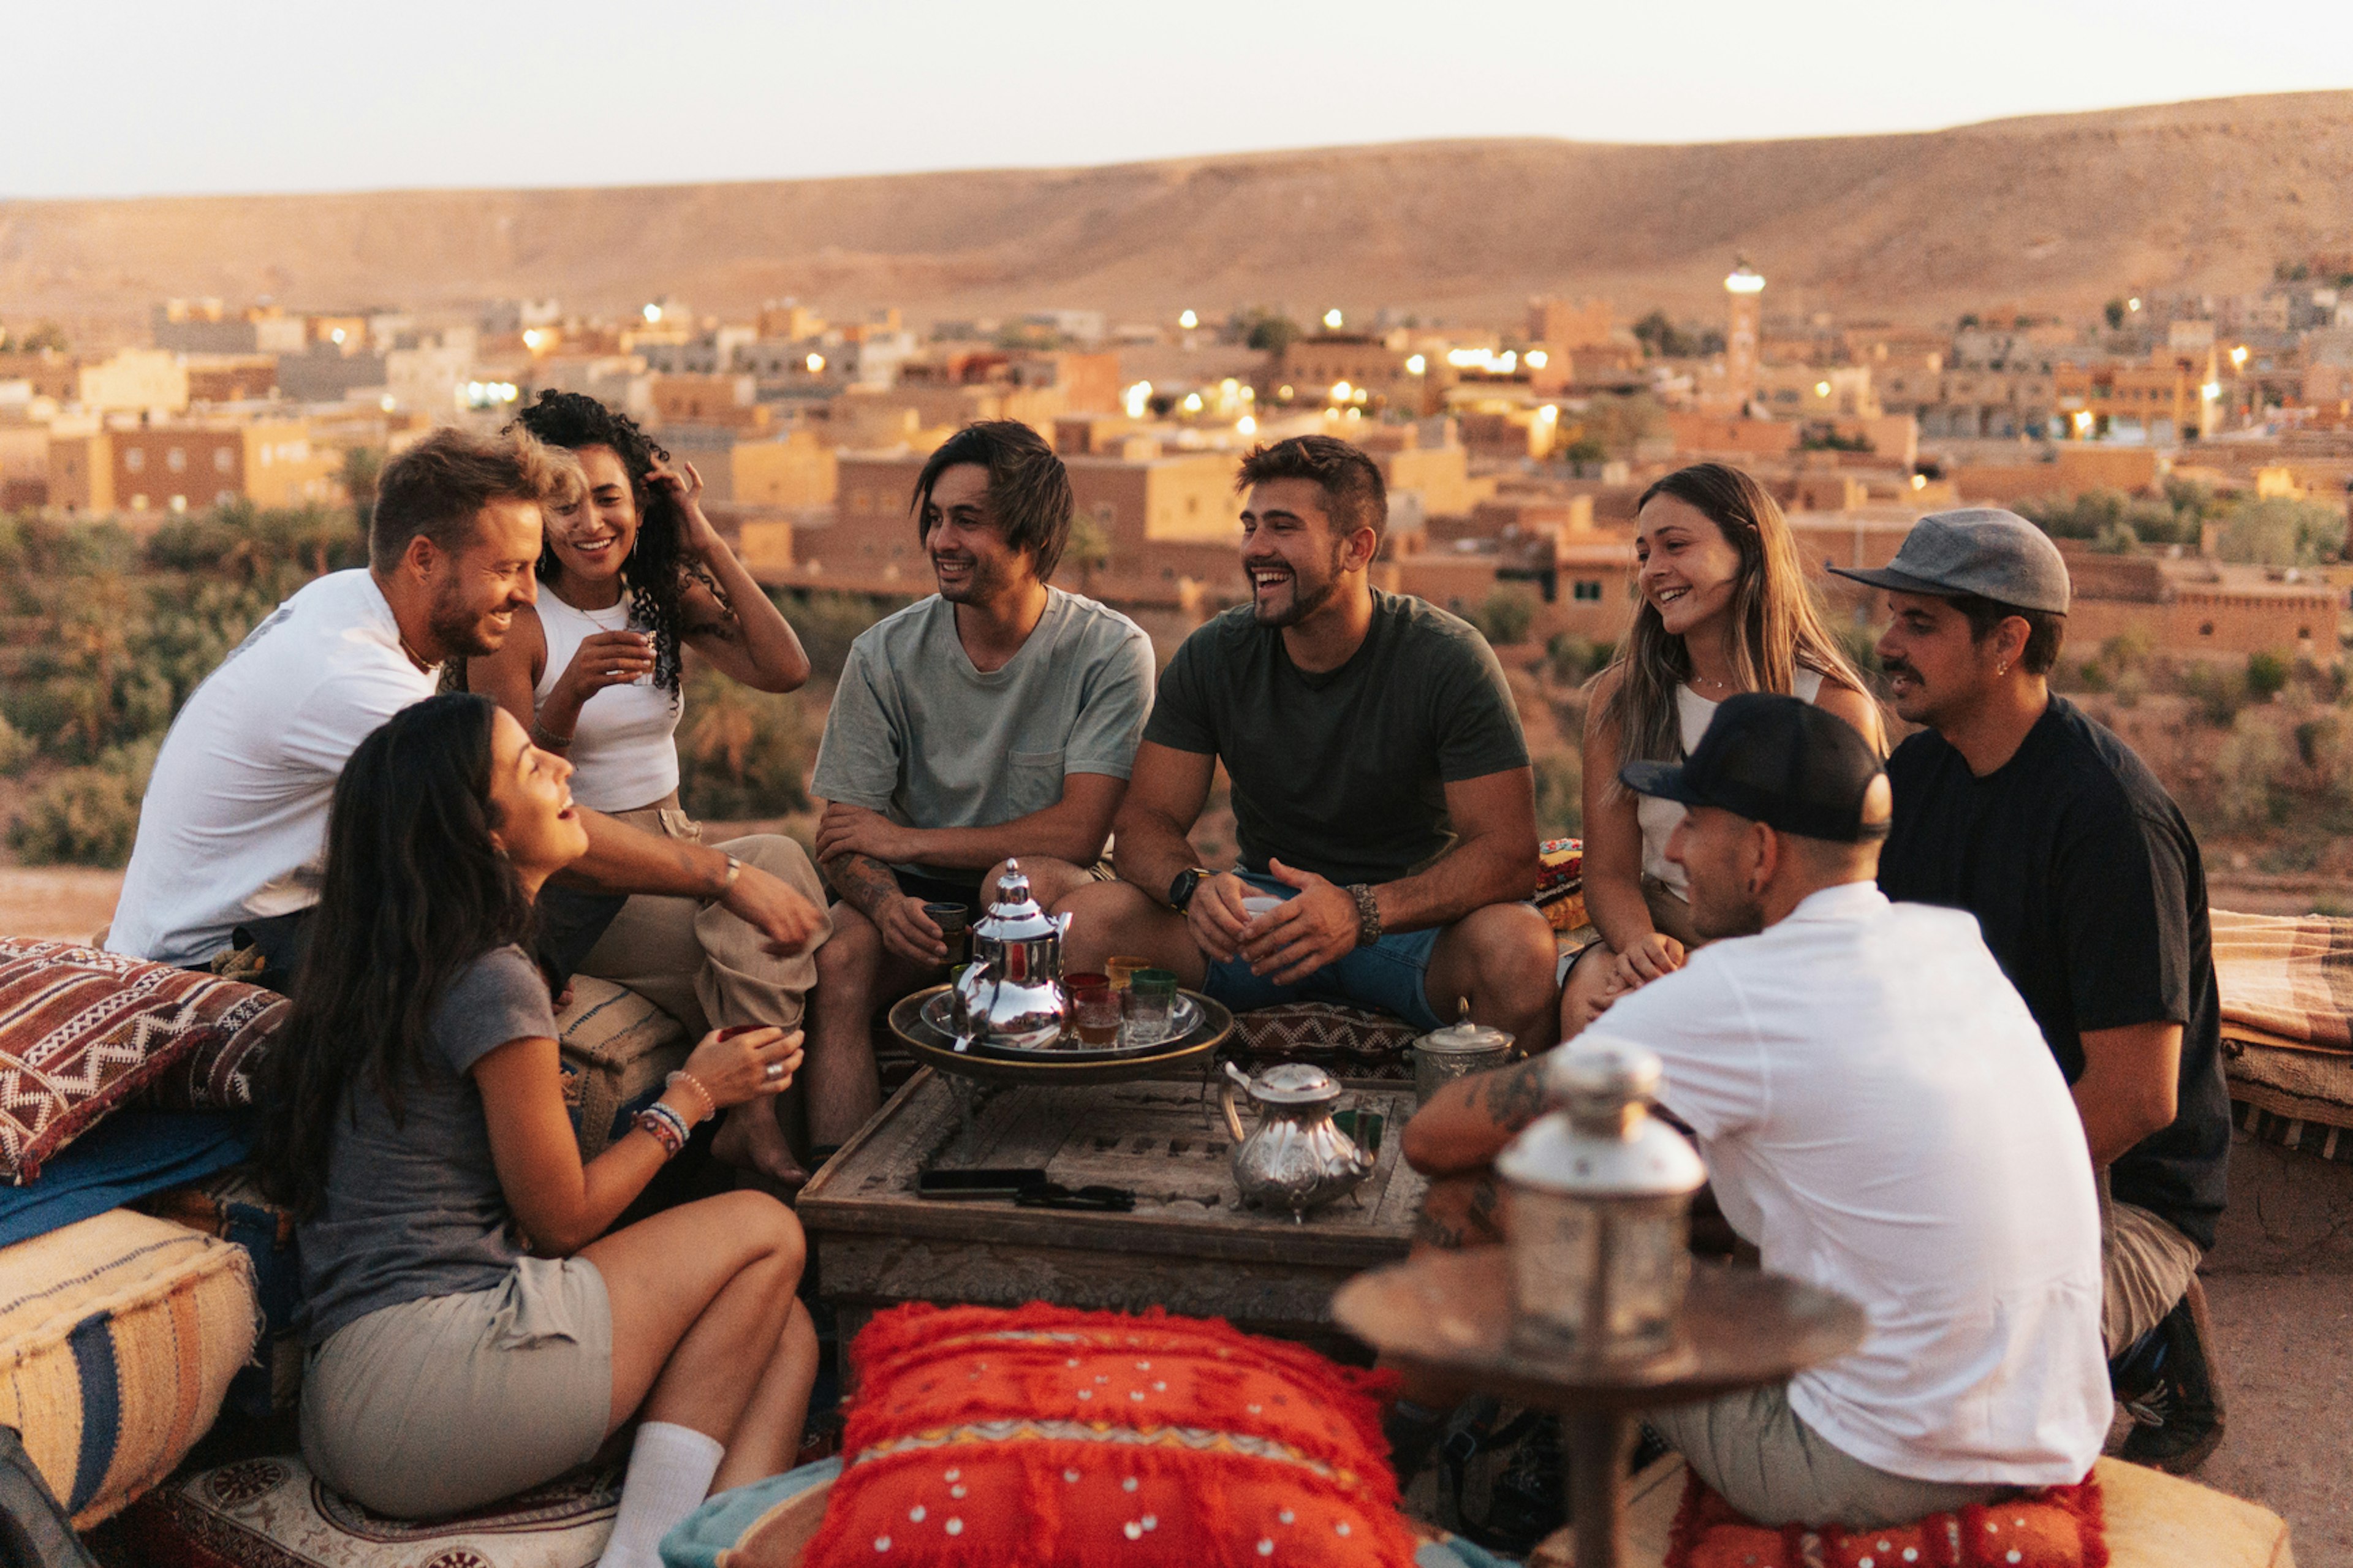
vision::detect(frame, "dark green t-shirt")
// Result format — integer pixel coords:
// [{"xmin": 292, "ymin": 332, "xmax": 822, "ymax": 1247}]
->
[{"xmin": 1144, "ymin": 591, "xmax": 1529, "ymax": 887}]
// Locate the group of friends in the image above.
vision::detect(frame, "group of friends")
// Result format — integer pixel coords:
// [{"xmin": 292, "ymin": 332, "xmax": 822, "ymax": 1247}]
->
[{"xmin": 99, "ymin": 394, "xmax": 2229, "ymax": 1556}]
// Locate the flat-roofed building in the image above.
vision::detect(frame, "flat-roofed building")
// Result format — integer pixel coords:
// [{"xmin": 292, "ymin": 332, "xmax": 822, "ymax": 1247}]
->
[{"xmin": 66, "ymin": 418, "xmax": 338, "ymax": 515}]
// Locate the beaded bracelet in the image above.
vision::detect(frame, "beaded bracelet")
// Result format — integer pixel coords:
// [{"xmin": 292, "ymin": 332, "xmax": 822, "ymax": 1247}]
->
[
  {"xmin": 664, "ymin": 1069, "xmax": 716, "ymax": 1124},
  {"xmin": 634, "ymin": 1102, "xmax": 689, "ymax": 1159}
]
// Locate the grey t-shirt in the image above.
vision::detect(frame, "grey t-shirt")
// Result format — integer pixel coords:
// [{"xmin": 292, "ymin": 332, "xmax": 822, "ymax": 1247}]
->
[
  {"xmin": 296, "ymin": 946, "xmax": 557, "ymax": 1345},
  {"xmin": 809, "ymin": 589, "xmax": 1154, "ymax": 879}
]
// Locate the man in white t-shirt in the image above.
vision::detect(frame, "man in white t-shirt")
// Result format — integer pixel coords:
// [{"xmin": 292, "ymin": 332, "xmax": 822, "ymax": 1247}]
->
[
  {"xmin": 1402, "ymin": 695, "xmax": 2108, "ymax": 1528},
  {"xmin": 112, "ymin": 426, "xmax": 825, "ymax": 982}
]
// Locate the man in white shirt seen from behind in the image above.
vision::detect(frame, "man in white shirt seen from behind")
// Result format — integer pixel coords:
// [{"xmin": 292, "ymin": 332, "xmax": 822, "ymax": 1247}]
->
[
  {"xmin": 111, "ymin": 425, "xmax": 825, "ymax": 985},
  {"xmin": 1402, "ymin": 694, "xmax": 2108, "ymax": 1528}
]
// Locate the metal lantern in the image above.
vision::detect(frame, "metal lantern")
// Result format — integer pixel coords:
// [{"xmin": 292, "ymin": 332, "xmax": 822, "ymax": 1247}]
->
[{"xmin": 1496, "ymin": 1043, "xmax": 1706, "ymax": 1364}]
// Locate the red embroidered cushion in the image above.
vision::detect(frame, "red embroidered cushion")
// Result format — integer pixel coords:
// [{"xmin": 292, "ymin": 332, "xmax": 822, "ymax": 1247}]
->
[
  {"xmin": 804, "ymin": 1303, "xmax": 1419, "ymax": 1568},
  {"xmin": 0, "ymin": 939, "xmax": 286, "ymax": 1184},
  {"xmin": 1667, "ymin": 1467, "xmax": 2107, "ymax": 1568}
]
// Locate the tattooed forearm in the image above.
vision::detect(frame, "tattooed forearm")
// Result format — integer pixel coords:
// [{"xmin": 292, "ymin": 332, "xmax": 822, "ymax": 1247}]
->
[
  {"xmin": 1475, "ymin": 1059, "xmax": 1551, "ymax": 1134},
  {"xmin": 824, "ymin": 850, "xmax": 903, "ymax": 923},
  {"xmin": 1415, "ymin": 1173, "xmax": 1507, "ymax": 1251}
]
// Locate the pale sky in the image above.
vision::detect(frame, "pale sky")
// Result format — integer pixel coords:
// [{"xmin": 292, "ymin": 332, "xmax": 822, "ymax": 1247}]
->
[{"xmin": 10, "ymin": 0, "xmax": 2352, "ymax": 199}]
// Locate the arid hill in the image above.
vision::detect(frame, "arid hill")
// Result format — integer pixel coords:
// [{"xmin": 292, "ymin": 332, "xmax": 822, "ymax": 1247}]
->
[{"xmin": 6, "ymin": 91, "xmax": 2353, "ymax": 335}]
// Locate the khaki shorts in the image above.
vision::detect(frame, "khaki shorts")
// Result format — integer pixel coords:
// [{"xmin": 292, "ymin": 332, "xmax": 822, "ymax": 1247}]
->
[{"xmin": 301, "ymin": 1257, "xmax": 613, "ymax": 1518}]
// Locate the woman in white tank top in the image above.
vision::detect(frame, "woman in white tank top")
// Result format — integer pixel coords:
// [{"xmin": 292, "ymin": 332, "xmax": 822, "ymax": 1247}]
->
[
  {"xmin": 468, "ymin": 392, "xmax": 819, "ymax": 1181},
  {"xmin": 1565, "ymin": 463, "xmax": 1885, "ymax": 1038}
]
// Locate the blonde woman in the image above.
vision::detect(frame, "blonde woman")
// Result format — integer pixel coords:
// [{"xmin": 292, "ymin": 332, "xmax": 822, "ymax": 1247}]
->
[{"xmin": 1563, "ymin": 462, "xmax": 1884, "ymax": 1035}]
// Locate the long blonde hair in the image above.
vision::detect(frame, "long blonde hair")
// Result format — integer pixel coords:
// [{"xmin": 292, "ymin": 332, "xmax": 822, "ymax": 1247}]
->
[{"xmin": 1597, "ymin": 461, "xmax": 1881, "ymax": 769}]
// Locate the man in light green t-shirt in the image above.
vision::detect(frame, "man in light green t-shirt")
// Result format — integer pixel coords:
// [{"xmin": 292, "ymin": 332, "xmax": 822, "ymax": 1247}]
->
[{"xmin": 798, "ymin": 421, "xmax": 1154, "ymax": 1151}]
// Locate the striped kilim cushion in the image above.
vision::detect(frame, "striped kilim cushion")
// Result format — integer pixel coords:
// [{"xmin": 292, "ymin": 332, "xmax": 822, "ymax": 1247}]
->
[
  {"xmin": 0, "ymin": 938, "xmax": 286, "ymax": 1183},
  {"xmin": 0, "ymin": 1206, "xmax": 257, "ymax": 1528},
  {"xmin": 137, "ymin": 1164, "xmax": 303, "ymax": 1416},
  {"xmin": 1231, "ymin": 1002, "xmax": 1420, "ymax": 1080},
  {"xmin": 113, "ymin": 1455, "xmax": 621, "ymax": 1568}
]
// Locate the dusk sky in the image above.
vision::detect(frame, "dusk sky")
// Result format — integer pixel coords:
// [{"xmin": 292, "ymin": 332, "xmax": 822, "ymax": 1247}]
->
[{"xmin": 11, "ymin": 0, "xmax": 2353, "ymax": 199}]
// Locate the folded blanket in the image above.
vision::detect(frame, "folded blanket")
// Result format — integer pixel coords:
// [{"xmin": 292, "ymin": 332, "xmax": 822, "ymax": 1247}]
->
[
  {"xmin": 0, "ymin": 1110, "xmax": 251, "ymax": 1250},
  {"xmin": 2210, "ymin": 908, "xmax": 2353, "ymax": 1052}
]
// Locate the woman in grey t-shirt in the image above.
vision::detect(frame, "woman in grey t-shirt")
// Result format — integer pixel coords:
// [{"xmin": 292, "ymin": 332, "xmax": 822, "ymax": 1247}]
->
[{"xmin": 253, "ymin": 694, "xmax": 815, "ymax": 1559}]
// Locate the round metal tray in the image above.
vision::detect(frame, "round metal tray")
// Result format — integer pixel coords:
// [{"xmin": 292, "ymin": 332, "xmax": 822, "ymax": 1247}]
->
[
  {"xmin": 916, "ymin": 987, "xmax": 1205, "ymax": 1061},
  {"xmin": 888, "ymin": 984, "xmax": 1234, "ymax": 1085}
]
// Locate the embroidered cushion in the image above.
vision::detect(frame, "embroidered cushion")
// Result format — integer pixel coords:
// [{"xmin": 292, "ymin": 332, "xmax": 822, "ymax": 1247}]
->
[
  {"xmin": 555, "ymin": 975, "xmax": 690, "ymax": 1159},
  {"xmin": 137, "ymin": 1163, "xmax": 303, "ymax": 1416},
  {"xmin": 111, "ymin": 1455, "xmax": 620, "ymax": 1567},
  {"xmin": 1662, "ymin": 1466, "xmax": 2104, "ymax": 1568},
  {"xmin": 0, "ymin": 1206, "xmax": 256, "ymax": 1528},
  {"xmin": 1536, "ymin": 837, "xmax": 1586, "ymax": 934},
  {"xmin": 803, "ymin": 1301, "xmax": 1420, "ymax": 1568},
  {"xmin": 0, "ymin": 938, "xmax": 285, "ymax": 1183},
  {"xmin": 1232, "ymin": 1001, "xmax": 1419, "ymax": 1079}
]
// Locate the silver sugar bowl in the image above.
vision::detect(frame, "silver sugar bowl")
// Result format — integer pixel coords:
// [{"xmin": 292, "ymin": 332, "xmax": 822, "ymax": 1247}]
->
[{"xmin": 1411, "ymin": 1007, "xmax": 1516, "ymax": 1106}]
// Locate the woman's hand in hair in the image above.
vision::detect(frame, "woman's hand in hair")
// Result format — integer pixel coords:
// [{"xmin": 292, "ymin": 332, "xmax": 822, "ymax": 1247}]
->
[
  {"xmin": 650, "ymin": 459, "xmax": 725, "ymax": 563},
  {"xmin": 680, "ymin": 1026, "xmax": 805, "ymax": 1110}
]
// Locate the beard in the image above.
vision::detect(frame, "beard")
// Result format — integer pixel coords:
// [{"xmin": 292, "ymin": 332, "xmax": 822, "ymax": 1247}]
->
[
  {"xmin": 932, "ymin": 548, "xmax": 1009, "ymax": 605},
  {"xmin": 1686, "ymin": 877, "xmax": 1766, "ymax": 942},
  {"xmin": 1247, "ymin": 545, "xmax": 1345, "ymax": 628},
  {"xmin": 428, "ymin": 583, "xmax": 509, "ymax": 659}
]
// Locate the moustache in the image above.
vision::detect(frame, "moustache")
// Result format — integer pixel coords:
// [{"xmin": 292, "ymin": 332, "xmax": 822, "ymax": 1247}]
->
[{"xmin": 1881, "ymin": 660, "xmax": 1919, "ymax": 681}]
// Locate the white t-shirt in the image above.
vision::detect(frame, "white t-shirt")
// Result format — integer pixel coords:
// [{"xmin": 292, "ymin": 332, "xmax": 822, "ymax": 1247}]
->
[
  {"xmin": 1583, "ymin": 881, "xmax": 2110, "ymax": 1487},
  {"xmin": 1637, "ymin": 669, "xmax": 1824, "ymax": 898},
  {"xmin": 110, "ymin": 570, "xmax": 439, "ymax": 966},
  {"xmin": 532, "ymin": 593, "xmax": 681, "ymax": 811}
]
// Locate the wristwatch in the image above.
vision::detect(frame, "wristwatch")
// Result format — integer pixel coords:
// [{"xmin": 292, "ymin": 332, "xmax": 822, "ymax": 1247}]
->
[{"xmin": 1168, "ymin": 866, "xmax": 1213, "ymax": 912}]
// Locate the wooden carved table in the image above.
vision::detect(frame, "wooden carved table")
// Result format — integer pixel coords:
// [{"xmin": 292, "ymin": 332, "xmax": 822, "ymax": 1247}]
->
[{"xmin": 797, "ymin": 1067, "xmax": 1428, "ymax": 1374}]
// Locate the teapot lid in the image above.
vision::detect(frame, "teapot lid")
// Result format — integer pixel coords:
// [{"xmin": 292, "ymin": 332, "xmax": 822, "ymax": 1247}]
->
[
  {"xmin": 1416, "ymin": 1001, "xmax": 1514, "ymax": 1056},
  {"xmin": 1241, "ymin": 1061, "xmax": 1344, "ymax": 1106},
  {"xmin": 972, "ymin": 860, "xmax": 1060, "ymax": 942}
]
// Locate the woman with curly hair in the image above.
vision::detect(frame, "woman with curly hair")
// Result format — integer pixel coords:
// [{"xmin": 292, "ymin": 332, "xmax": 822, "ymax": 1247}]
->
[
  {"xmin": 1561, "ymin": 461, "xmax": 1885, "ymax": 1036},
  {"xmin": 469, "ymin": 390, "xmax": 825, "ymax": 1181},
  {"xmin": 255, "ymin": 694, "xmax": 816, "ymax": 1560}
]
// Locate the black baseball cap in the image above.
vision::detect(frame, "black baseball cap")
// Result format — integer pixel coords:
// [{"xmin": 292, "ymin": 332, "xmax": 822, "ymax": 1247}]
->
[{"xmin": 1619, "ymin": 693, "xmax": 1888, "ymax": 843}]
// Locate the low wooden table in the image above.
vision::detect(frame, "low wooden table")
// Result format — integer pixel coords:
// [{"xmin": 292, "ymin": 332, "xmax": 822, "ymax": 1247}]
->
[{"xmin": 798, "ymin": 1067, "xmax": 1428, "ymax": 1374}]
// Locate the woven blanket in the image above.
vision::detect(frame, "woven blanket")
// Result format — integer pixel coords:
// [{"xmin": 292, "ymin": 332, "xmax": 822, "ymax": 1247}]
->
[
  {"xmin": 1535, "ymin": 838, "xmax": 1586, "ymax": 934},
  {"xmin": 0, "ymin": 938, "xmax": 284, "ymax": 1183},
  {"xmin": 2211, "ymin": 908, "xmax": 2353, "ymax": 1052},
  {"xmin": 1231, "ymin": 1002, "xmax": 1419, "ymax": 1080},
  {"xmin": 1665, "ymin": 1468, "xmax": 2106, "ymax": 1568}
]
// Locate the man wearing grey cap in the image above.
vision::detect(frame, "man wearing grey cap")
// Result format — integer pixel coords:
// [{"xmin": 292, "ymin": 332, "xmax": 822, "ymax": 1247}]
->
[{"xmin": 1832, "ymin": 508, "xmax": 2230, "ymax": 1475}]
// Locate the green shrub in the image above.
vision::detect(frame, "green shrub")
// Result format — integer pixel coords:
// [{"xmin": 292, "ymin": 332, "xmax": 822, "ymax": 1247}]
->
[
  {"xmin": 0, "ymin": 713, "xmax": 33, "ymax": 776},
  {"xmin": 1532, "ymin": 747, "xmax": 1584, "ymax": 837},
  {"xmin": 2216, "ymin": 498, "xmax": 2347, "ymax": 568},
  {"xmin": 2180, "ymin": 662, "xmax": 2245, "ymax": 727},
  {"xmin": 784, "ymin": 591, "xmax": 907, "ymax": 681},
  {"xmin": 1546, "ymin": 634, "xmax": 1615, "ymax": 686},
  {"xmin": 1471, "ymin": 586, "xmax": 1539, "ymax": 646},
  {"xmin": 2246, "ymin": 651, "xmax": 2292, "ymax": 702},
  {"xmin": 7, "ymin": 738, "xmax": 157, "ymax": 867},
  {"xmin": 677, "ymin": 667, "xmax": 816, "ymax": 820},
  {"xmin": 2211, "ymin": 716, "xmax": 2288, "ymax": 830}
]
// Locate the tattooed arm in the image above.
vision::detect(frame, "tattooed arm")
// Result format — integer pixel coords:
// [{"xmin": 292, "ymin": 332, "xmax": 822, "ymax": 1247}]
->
[
  {"xmin": 1399, "ymin": 1055, "xmax": 1553, "ymax": 1177},
  {"xmin": 822, "ymin": 847, "xmax": 947, "ymax": 966}
]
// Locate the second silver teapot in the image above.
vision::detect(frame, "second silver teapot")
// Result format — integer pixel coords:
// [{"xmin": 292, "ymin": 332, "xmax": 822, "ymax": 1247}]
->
[
  {"xmin": 950, "ymin": 860, "xmax": 1074, "ymax": 1051},
  {"xmin": 1219, "ymin": 1061, "xmax": 1376, "ymax": 1221}
]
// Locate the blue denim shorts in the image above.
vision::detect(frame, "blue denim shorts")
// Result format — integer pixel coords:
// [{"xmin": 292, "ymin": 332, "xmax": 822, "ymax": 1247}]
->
[{"xmin": 1199, "ymin": 872, "xmax": 1446, "ymax": 1032}]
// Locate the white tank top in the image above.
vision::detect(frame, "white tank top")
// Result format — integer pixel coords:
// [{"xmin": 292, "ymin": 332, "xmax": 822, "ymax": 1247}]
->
[
  {"xmin": 533, "ymin": 593, "xmax": 683, "ymax": 811},
  {"xmin": 1637, "ymin": 668, "xmax": 1825, "ymax": 900}
]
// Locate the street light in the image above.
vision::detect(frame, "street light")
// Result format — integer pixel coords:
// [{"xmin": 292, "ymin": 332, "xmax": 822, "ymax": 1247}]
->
[
  {"xmin": 1179, "ymin": 309, "xmax": 1199, "ymax": 330},
  {"xmin": 1407, "ymin": 354, "xmax": 1427, "ymax": 376},
  {"xmin": 1332, "ymin": 381, "xmax": 1353, "ymax": 401},
  {"xmin": 805, "ymin": 353, "xmax": 825, "ymax": 374},
  {"xmin": 1324, "ymin": 308, "xmax": 1344, "ymax": 330}
]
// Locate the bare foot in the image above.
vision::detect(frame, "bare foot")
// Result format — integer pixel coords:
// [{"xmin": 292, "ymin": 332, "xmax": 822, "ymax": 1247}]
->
[{"xmin": 711, "ymin": 1100, "xmax": 809, "ymax": 1186}]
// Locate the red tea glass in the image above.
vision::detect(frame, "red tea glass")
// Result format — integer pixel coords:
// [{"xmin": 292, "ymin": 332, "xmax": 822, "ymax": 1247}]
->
[{"xmin": 1066, "ymin": 972, "xmax": 1120, "ymax": 1045}]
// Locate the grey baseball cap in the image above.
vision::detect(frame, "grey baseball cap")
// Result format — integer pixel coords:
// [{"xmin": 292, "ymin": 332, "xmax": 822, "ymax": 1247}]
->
[{"xmin": 1827, "ymin": 507, "xmax": 2071, "ymax": 615}]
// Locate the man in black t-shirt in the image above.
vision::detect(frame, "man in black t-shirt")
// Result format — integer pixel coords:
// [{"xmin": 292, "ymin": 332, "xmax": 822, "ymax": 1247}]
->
[
  {"xmin": 1055, "ymin": 435, "xmax": 1558, "ymax": 1048},
  {"xmin": 1833, "ymin": 509, "xmax": 2230, "ymax": 1475}
]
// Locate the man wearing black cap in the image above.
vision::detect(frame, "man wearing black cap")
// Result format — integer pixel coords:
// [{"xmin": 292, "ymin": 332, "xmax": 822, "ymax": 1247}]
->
[
  {"xmin": 1832, "ymin": 508, "xmax": 2230, "ymax": 1474},
  {"xmin": 1403, "ymin": 695, "xmax": 2109, "ymax": 1527}
]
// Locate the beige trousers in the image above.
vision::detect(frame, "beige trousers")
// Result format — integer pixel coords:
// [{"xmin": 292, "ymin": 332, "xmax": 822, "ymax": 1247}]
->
[
  {"xmin": 2100, "ymin": 1173, "xmax": 2203, "ymax": 1355},
  {"xmin": 575, "ymin": 803, "xmax": 831, "ymax": 1040}
]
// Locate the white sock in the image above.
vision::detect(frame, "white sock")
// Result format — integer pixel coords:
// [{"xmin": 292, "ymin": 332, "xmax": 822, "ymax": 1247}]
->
[{"xmin": 597, "ymin": 1420, "xmax": 726, "ymax": 1568}]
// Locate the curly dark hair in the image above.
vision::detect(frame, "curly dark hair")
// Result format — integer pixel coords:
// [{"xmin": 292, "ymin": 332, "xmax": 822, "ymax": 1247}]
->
[
  {"xmin": 251, "ymin": 694, "xmax": 539, "ymax": 1218},
  {"xmin": 510, "ymin": 389, "xmax": 713, "ymax": 694}
]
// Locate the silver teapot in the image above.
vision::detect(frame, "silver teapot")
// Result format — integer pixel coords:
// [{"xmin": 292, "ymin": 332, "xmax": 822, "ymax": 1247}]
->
[
  {"xmin": 1219, "ymin": 1061, "xmax": 1376, "ymax": 1221},
  {"xmin": 950, "ymin": 861, "xmax": 1074, "ymax": 1051}
]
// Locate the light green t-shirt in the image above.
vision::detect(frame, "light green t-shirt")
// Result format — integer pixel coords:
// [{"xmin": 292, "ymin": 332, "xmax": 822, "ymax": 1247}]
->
[{"xmin": 809, "ymin": 589, "xmax": 1154, "ymax": 879}]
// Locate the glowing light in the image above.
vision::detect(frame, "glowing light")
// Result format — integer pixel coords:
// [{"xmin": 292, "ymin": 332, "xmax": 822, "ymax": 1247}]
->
[
  {"xmin": 1179, "ymin": 309, "xmax": 1200, "ymax": 330},
  {"xmin": 1220, "ymin": 377, "xmax": 1238, "ymax": 395},
  {"xmin": 1724, "ymin": 267, "xmax": 1765, "ymax": 295},
  {"xmin": 1237, "ymin": 415, "xmax": 1257, "ymax": 436},
  {"xmin": 1331, "ymin": 381, "xmax": 1353, "ymax": 401},
  {"xmin": 1525, "ymin": 349, "xmax": 1549, "ymax": 369},
  {"xmin": 521, "ymin": 328, "xmax": 548, "ymax": 351},
  {"xmin": 1183, "ymin": 392, "xmax": 1203, "ymax": 412},
  {"xmin": 1240, "ymin": 386, "xmax": 1254, "ymax": 401},
  {"xmin": 2229, "ymin": 345, "xmax": 2249, "ymax": 368},
  {"xmin": 805, "ymin": 353, "xmax": 825, "ymax": 373},
  {"xmin": 1814, "ymin": 381, "xmax": 1832, "ymax": 398},
  {"xmin": 1499, "ymin": 350, "xmax": 1517, "ymax": 373},
  {"xmin": 1444, "ymin": 347, "xmax": 1523, "ymax": 374},
  {"xmin": 1537, "ymin": 405, "xmax": 1559, "ymax": 423},
  {"xmin": 1124, "ymin": 380, "xmax": 1153, "ymax": 419},
  {"xmin": 379, "ymin": 393, "xmax": 397, "ymax": 412},
  {"xmin": 1323, "ymin": 308, "xmax": 1344, "ymax": 330},
  {"xmin": 1406, "ymin": 354, "xmax": 1427, "ymax": 376},
  {"xmin": 2127, "ymin": 297, "xmax": 2141, "ymax": 312},
  {"xmin": 2200, "ymin": 381, "xmax": 2222, "ymax": 400},
  {"xmin": 1911, "ymin": 473, "xmax": 1928, "ymax": 491},
  {"xmin": 1277, "ymin": 384, "xmax": 1294, "ymax": 400},
  {"xmin": 2072, "ymin": 410, "xmax": 2094, "ymax": 433},
  {"xmin": 329, "ymin": 327, "xmax": 346, "ymax": 345},
  {"xmin": 642, "ymin": 303, "xmax": 662, "ymax": 324}
]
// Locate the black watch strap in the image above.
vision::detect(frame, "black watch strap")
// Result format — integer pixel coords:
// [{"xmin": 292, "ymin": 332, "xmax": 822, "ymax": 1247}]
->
[{"xmin": 1169, "ymin": 866, "xmax": 1212, "ymax": 911}]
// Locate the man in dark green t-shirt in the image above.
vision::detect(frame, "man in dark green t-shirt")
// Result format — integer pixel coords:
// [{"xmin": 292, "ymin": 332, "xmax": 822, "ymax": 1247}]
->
[{"xmin": 1053, "ymin": 436, "xmax": 1558, "ymax": 1045}]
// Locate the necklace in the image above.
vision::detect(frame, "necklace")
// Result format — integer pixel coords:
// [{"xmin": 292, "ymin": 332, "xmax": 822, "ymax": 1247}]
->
[
  {"xmin": 396, "ymin": 630, "xmax": 436, "ymax": 672},
  {"xmin": 1689, "ymin": 672, "xmax": 1736, "ymax": 695}
]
